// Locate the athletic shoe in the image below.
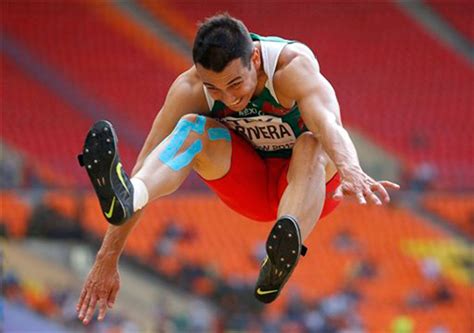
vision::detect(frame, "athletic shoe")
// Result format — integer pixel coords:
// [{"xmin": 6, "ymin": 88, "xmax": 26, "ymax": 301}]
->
[
  {"xmin": 78, "ymin": 120, "xmax": 134, "ymax": 225},
  {"xmin": 254, "ymin": 215, "xmax": 307, "ymax": 303}
]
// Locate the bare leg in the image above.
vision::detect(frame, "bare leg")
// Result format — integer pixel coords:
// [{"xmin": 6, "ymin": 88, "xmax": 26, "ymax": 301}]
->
[
  {"xmin": 254, "ymin": 132, "xmax": 336, "ymax": 303},
  {"xmin": 277, "ymin": 132, "xmax": 336, "ymax": 240},
  {"xmin": 133, "ymin": 114, "xmax": 232, "ymax": 201}
]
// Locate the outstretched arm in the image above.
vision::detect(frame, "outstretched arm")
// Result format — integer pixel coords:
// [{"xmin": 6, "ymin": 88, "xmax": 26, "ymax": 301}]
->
[{"xmin": 76, "ymin": 69, "xmax": 209, "ymax": 325}]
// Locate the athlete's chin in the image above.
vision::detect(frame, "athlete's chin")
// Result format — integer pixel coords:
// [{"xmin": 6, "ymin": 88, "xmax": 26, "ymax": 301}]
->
[
  {"xmin": 232, "ymin": 105, "xmax": 246, "ymax": 112},
  {"xmin": 228, "ymin": 97, "xmax": 248, "ymax": 112}
]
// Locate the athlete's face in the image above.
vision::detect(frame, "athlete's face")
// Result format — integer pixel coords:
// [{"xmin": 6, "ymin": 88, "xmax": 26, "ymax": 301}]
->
[{"xmin": 196, "ymin": 48, "xmax": 260, "ymax": 112}]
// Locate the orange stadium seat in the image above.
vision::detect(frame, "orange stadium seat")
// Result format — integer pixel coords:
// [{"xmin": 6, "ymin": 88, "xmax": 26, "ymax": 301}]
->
[
  {"xmin": 79, "ymin": 192, "xmax": 471, "ymax": 331},
  {"xmin": 423, "ymin": 193, "xmax": 474, "ymax": 238},
  {"xmin": 162, "ymin": 0, "xmax": 474, "ymax": 189},
  {"xmin": 82, "ymin": 193, "xmax": 109, "ymax": 237},
  {"xmin": 0, "ymin": 191, "xmax": 32, "ymax": 237},
  {"xmin": 43, "ymin": 191, "xmax": 79, "ymax": 220},
  {"xmin": 1, "ymin": 1, "xmax": 183, "ymax": 187},
  {"xmin": 2, "ymin": 1, "xmax": 472, "ymax": 189},
  {"xmin": 2, "ymin": 1, "xmax": 472, "ymax": 331}
]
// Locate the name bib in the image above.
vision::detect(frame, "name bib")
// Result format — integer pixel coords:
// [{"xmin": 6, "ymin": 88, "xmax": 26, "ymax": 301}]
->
[{"xmin": 221, "ymin": 115, "xmax": 297, "ymax": 151}]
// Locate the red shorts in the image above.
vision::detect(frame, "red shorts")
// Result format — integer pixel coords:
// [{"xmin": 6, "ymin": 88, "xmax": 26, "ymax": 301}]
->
[{"xmin": 202, "ymin": 131, "xmax": 341, "ymax": 222}]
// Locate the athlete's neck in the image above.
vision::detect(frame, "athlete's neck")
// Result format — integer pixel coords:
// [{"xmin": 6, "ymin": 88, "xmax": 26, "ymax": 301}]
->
[{"xmin": 252, "ymin": 42, "xmax": 268, "ymax": 98}]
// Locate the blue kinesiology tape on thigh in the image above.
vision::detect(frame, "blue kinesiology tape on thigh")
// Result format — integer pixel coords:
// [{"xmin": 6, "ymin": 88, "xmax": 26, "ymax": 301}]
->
[
  {"xmin": 207, "ymin": 127, "xmax": 231, "ymax": 141},
  {"xmin": 159, "ymin": 115, "xmax": 206, "ymax": 171}
]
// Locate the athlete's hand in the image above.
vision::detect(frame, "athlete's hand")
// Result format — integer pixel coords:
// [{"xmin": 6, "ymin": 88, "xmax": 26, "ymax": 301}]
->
[
  {"xmin": 76, "ymin": 256, "xmax": 120, "ymax": 325},
  {"xmin": 333, "ymin": 168, "xmax": 400, "ymax": 205}
]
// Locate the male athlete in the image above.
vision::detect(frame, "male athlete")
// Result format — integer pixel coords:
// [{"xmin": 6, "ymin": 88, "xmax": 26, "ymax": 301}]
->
[{"xmin": 76, "ymin": 14, "xmax": 399, "ymax": 324}]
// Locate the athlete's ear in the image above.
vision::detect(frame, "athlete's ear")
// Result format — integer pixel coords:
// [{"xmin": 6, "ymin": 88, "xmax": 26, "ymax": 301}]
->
[{"xmin": 251, "ymin": 47, "xmax": 261, "ymax": 70}]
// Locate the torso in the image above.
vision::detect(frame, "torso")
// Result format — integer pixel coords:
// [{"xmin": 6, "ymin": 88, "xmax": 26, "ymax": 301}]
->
[
  {"xmin": 200, "ymin": 34, "xmax": 312, "ymax": 158},
  {"xmin": 183, "ymin": 35, "xmax": 338, "ymax": 179}
]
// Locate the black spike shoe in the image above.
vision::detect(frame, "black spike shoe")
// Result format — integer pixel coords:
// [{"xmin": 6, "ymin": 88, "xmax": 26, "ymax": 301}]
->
[
  {"xmin": 78, "ymin": 120, "xmax": 134, "ymax": 225},
  {"xmin": 254, "ymin": 215, "xmax": 307, "ymax": 303}
]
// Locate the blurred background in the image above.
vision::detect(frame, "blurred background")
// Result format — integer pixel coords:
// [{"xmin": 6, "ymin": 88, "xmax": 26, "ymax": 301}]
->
[{"xmin": 1, "ymin": 0, "xmax": 473, "ymax": 332}]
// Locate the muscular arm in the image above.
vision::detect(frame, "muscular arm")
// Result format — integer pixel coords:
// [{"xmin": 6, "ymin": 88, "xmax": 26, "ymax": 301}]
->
[
  {"xmin": 133, "ymin": 70, "xmax": 210, "ymax": 174},
  {"xmin": 278, "ymin": 54, "xmax": 361, "ymax": 178},
  {"xmin": 97, "ymin": 70, "xmax": 207, "ymax": 261},
  {"xmin": 78, "ymin": 69, "xmax": 211, "ymax": 325},
  {"xmin": 96, "ymin": 69, "xmax": 209, "ymax": 262},
  {"xmin": 276, "ymin": 49, "xmax": 398, "ymax": 204}
]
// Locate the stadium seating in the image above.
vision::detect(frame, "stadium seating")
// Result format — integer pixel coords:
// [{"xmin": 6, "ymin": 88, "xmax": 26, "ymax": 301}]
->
[
  {"xmin": 427, "ymin": 1, "xmax": 474, "ymax": 41},
  {"xmin": 157, "ymin": 1, "xmax": 474, "ymax": 190},
  {"xmin": 1, "ymin": 1, "xmax": 188, "ymax": 186},
  {"xmin": 2, "ymin": 1, "xmax": 472, "ymax": 189},
  {"xmin": 423, "ymin": 193, "xmax": 474, "ymax": 238},
  {"xmin": 1, "ymin": 1, "xmax": 184, "ymax": 129},
  {"xmin": 2, "ymin": 1, "xmax": 474, "ymax": 188},
  {"xmin": 43, "ymin": 191, "xmax": 80, "ymax": 221},
  {"xmin": 80, "ymin": 194, "xmax": 474, "ymax": 332},
  {"xmin": 1, "ymin": 55, "xmax": 98, "ymax": 186},
  {"xmin": 2, "ymin": 1, "xmax": 472, "ymax": 331},
  {"xmin": 3, "ymin": 189, "xmax": 469, "ymax": 332},
  {"xmin": 0, "ymin": 191, "xmax": 31, "ymax": 237}
]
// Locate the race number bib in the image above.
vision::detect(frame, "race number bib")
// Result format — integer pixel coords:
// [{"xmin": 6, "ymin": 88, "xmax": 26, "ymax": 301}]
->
[{"xmin": 221, "ymin": 115, "xmax": 297, "ymax": 151}]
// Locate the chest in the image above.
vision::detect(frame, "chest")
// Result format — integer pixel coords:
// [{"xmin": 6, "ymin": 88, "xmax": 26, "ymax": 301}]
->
[
  {"xmin": 213, "ymin": 88, "xmax": 294, "ymax": 119},
  {"xmin": 210, "ymin": 89, "xmax": 306, "ymax": 153}
]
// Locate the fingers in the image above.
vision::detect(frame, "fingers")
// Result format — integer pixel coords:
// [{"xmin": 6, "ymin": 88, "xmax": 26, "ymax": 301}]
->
[
  {"xmin": 97, "ymin": 285, "xmax": 119, "ymax": 322},
  {"xmin": 78, "ymin": 291, "xmax": 91, "ymax": 321},
  {"xmin": 333, "ymin": 184, "xmax": 370, "ymax": 205},
  {"xmin": 82, "ymin": 294, "xmax": 98, "ymax": 325},
  {"xmin": 76, "ymin": 288, "xmax": 87, "ymax": 313},
  {"xmin": 98, "ymin": 298, "xmax": 107, "ymax": 321},
  {"xmin": 379, "ymin": 180, "xmax": 400, "ymax": 190},
  {"xmin": 371, "ymin": 180, "xmax": 400, "ymax": 204},
  {"xmin": 108, "ymin": 284, "xmax": 119, "ymax": 308},
  {"xmin": 332, "ymin": 179, "xmax": 399, "ymax": 205},
  {"xmin": 333, "ymin": 184, "xmax": 344, "ymax": 201},
  {"xmin": 356, "ymin": 192, "xmax": 367, "ymax": 205},
  {"xmin": 78, "ymin": 289, "xmax": 111, "ymax": 324},
  {"xmin": 364, "ymin": 188, "xmax": 382, "ymax": 205},
  {"xmin": 372, "ymin": 182, "xmax": 390, "ymax": 203}
]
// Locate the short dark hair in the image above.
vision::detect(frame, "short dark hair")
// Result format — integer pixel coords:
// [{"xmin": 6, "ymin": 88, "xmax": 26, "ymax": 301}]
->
[{"xmin": 192, "ymin": 13, "xmax": 254, "ymax": 72}]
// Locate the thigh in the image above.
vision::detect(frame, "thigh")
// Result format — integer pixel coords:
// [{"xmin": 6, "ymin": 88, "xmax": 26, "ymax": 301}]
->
[
  {"xmin": 275, "ymin": 132, "xmax": 341, "ymax": 221},
  {"xmin": 201, "ymin": 130, "xmax": 276, "ymax": 222},
  {"xmin": 276, "ymin": 166, "xmax": 341, "ymax": 221}
]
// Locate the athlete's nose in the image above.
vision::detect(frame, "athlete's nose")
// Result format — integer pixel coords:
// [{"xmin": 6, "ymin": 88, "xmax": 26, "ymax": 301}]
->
[{"xmin": 223, "ymin": 92, "xmax": 239, "ymax": 106}]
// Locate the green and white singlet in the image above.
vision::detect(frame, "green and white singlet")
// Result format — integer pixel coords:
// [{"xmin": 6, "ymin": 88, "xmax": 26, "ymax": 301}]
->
[{"xmin": 203, "ymin": 33, "xmax": 308, "ymax": 158}]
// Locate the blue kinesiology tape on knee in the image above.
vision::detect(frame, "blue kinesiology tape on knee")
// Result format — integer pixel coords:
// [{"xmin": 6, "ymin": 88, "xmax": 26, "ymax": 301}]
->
[
  {"xmin": 207, "ymin": 127, "xmax": 231, "ymax": 141},
  {"xmin": 159, "ymin": 116, "xmax": 206, "ymax": 171},
  {"xmin": 192, "ymin": 115, "xmax": 206, "ymax": 134},
  {"xmin": 164, "ymin": 139, "xmax": 203, "ymax": 171}
]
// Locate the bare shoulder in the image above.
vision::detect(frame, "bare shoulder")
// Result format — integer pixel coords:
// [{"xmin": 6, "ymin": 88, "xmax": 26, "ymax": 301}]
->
[
  {"xmin": 273, "ymin": 42, "xmax": 322, "ymax": 104},
  {"xmin": 275, "ymin": 42, "xmax": 320, "ymax": 79},
  {"xmin": 272, "ymin": 42, "xmax": 341, "ymax": 121},
  {"xmin": 165, "ymin": 67, "xmax": 209, "ymax": 114}
]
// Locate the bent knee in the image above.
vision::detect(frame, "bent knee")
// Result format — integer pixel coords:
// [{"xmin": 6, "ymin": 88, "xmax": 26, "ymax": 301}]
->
[
  {"xmin": 176, "ymin": 114, "xmax": 207, "ymax": 136},
  {"xmin": 294, "ymin": 132, "xmax": 322, "ymax": 154},
  {"xmin": 176, "ymin": 114, "xmax": 230, "ymax": 144},
  {"xmin": 170, "ymin": 114, "xmax": 210, "ymax": 147},
  {"xmin": 180, "ymin": 113, "xmax": 204, "ymax": 123},
  {"xmin": 158, "ymin": 114, "xmax": 207, "ymax": 171},
  {"xmin": 293, "ymin": 132, "xmax": 327, "ymax": 166}
]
